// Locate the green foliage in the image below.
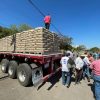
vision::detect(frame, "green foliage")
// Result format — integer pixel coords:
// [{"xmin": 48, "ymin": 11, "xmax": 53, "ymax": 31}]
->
[
  {"xmin": 0, "ymin": 24, "xmax": 33, "ymax": 38},
  {"xmin": 0, "ymin": 26, "xmax": 12, "ymax": 38},
  {"xmin": 10, "ymin": 25, "xmax": 19, "ymax": 34},
  {"xmin": 59, "ymin": 36, "xmax": 73, "ymax": 50},
  {"xmin": 72, "ymin": 45, "xmax": 86, "ymax": 52},
  {"xmin": 76, "ymin": 45, "xmax": 86, "ymax": 51},
  {"xmin": 89, "ymin": 47, "xmax": 100, "ymax": 53},
  {"xmin": 18, "ymin": 24, "xmax": 32, "ymax": 32}
]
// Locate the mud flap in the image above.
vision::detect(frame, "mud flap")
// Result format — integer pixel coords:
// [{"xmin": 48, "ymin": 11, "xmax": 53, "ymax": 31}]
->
[{"xmin": 32, "ymin": 67, "xmax": 43, "ymax": 87}]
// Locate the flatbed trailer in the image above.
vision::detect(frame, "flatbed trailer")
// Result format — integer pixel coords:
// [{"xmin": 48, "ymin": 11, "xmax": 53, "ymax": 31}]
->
[{"xmin": 0, "ymin": 52, "xmax": 63, "ymax": 86}]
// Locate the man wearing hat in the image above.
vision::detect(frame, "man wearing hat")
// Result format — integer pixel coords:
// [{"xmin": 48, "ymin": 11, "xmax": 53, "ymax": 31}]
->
[{"xmin": 75, "ymin": 54, "xmax": 84, "ymax": 84}]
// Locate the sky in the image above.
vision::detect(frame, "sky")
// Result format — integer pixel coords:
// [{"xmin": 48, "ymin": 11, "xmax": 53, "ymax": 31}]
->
[{"xmin": 0, "ymin": 0, "xmax": 100, "ymax": 49}]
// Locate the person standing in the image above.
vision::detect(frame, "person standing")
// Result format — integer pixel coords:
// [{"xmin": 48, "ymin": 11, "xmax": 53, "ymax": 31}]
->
[
  {"xmin": 83, "ymin": 54, "xmax": 91, "ymax": 82},
  {"xmin": 89, "ymin": 56, "xmax": 100, "ymax": 100},
  {"xmin": 75, "ymin": 55, "xmax": 84, "ymax": 84},
  {"xmin": 44, "ymin": 14, "xmax": 51, "ymax": 30},
  {"xmin": 88, "ymin": 53, "xmax": 94, "ymax": 77},
  {"xmin": 60, "ymin": 53, "xmax": 71, "ymax": 88}
]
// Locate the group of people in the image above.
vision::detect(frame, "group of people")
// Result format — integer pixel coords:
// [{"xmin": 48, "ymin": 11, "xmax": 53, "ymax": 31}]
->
[
  {"xmin": 43, "ymin": 14, "xmax": 100, "ymax": 100},
  {"xmin": 60, "ymin": 51, "xmax": 100, "ymax": 100}
]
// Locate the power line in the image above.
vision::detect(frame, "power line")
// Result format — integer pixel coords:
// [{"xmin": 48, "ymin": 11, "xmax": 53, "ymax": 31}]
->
[
  {"xmin": 28, "ymin": 0, "xmax": 63, "ymax": 37},
  {"xmin": 28, "ymin": 0, "xmax": 45, "ymax": 17},
  {"xmin": 51, "ymin": 23, "xmax": 63, "ymax": 37}
]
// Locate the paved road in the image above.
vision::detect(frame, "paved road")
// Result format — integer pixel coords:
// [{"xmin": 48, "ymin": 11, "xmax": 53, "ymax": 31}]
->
[{"xmin": 0, "ymin": 70, "xmax": 95, "ymax": 100}]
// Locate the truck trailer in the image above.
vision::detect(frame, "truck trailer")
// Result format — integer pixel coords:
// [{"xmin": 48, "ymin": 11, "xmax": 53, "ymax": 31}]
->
[{"xmin": 0, "ymin": 27, "xmax": 63, "ymax": 87}]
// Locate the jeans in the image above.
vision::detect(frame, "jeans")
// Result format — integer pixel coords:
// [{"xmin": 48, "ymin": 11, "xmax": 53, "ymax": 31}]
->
[
  {"xmin": 93, "ymin": 75, "xmax": 100, "ymax": 100},
  {"xmin": 62, "ymin": 71, "xmax": 71, "ymax": 85},
  {"xmin": 83, "ymin": 65, "xmax": 90, "ymax": 78}
]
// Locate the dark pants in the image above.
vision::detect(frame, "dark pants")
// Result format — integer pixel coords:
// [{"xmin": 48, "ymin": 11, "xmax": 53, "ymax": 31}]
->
[
  {"xmin": 75, "ymin": 69, "xmax": 83, "ymax": 84},
  {"xmin": 45, "ymin": 23, "xmax": 50, "ymax": 29}
]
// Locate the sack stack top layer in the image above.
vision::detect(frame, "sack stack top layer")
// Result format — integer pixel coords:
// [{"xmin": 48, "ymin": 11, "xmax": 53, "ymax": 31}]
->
[{"xmin": 0, "ymin": 27, "xmax": 61, "ymax": 55}]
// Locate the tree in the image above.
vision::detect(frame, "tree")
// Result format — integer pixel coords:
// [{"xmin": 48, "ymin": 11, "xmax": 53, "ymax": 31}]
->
[
  {"xmin": 59, "ymin": 36, "xmax": 73, "ymax": 50},
  {"xmin": 89, "ymin": 47, "xmax": 100, "ymax": 53},
  {"xmin": 0, "ymin": 24, "xmax": 33, "ymax": 38},
  {"xmin": 0, "ymin": 27, "xmax": 12, "ymax": 38},
  {"xmin": 10, "ymin": 25, "xmax": 18, "ymax": 34},
  {"xmin": 74, "ymin": 45, "xmax": 86, "ymax": 52},
  {"xmin": 18, "ymin": 24, "xmax": 32, "ymax": 32},
  {"xmin": 0, "ymin": 26, "xmax": 2, "ymax": 32}
]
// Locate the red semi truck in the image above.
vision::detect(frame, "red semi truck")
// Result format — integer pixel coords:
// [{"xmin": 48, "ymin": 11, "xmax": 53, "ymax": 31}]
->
[{"xmin": 0, "ymin": 52, "xmax": 62, "ymax": 86}]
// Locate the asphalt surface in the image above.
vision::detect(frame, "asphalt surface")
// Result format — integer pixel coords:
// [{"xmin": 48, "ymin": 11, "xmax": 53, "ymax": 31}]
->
[{"xmin": 0, "ymin": 70, "xmax": 95, "ymax": 100}]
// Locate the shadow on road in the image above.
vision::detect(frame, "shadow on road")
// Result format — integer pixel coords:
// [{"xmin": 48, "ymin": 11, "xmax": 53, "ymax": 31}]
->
[
  {"xmin": 37, "ymin": 71, "xmax": 61, "ymax": 91},
  {"xmin": 0, "ymin": 74, "xmax": 9, "ymax": 81},
  {"xmin": 47, "ymin": 71, "xmax": 61, "ymax": 90}
]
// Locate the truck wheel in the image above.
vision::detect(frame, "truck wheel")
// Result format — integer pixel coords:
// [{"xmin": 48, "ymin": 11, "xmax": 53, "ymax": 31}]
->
[
  {"xmin": 17, "ymin": 63, "xmax": 32, "ymax": 87},
  {"xmin": 1, "ymin": 59, "xmax": 9, "ymax": 73},
  {"xmin": 8, "ymin": 61, "xmax": 18, "ymax": 79},
  {"xmin": 31, "ymin": 64, "xmax": 43, "ymax": 86}
]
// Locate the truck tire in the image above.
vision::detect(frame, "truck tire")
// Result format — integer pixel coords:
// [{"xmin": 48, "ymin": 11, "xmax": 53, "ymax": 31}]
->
[
  {"xmin": 17, "ymin": 63, "xmax": 32, "ymax": 87},
  {"xmin": 30, "ymin": 63, "xmax": 43, "ymax": 86},
  {"xmin": 1, "ymin": 59, "xmax": 9, "ymax": 73},
  {"xmin": 8, "ymin": 61, "xmax": 18, "ymax": 79}
]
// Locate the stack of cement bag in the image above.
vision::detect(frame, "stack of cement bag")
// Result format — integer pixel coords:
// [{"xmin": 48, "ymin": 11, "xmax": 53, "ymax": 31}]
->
[{"xmin": 0, "ymin": 27, "xmax": 61, "ymax": 55}]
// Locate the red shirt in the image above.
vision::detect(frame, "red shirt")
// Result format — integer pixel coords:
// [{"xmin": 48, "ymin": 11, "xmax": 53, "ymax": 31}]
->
[
  {"xmin": 90, "ymin": 59, "xmax": 100, "ymax": 76},
  {"xmin": 44, "ymin": 16, "xmax": 51, "ymax": 23}
]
